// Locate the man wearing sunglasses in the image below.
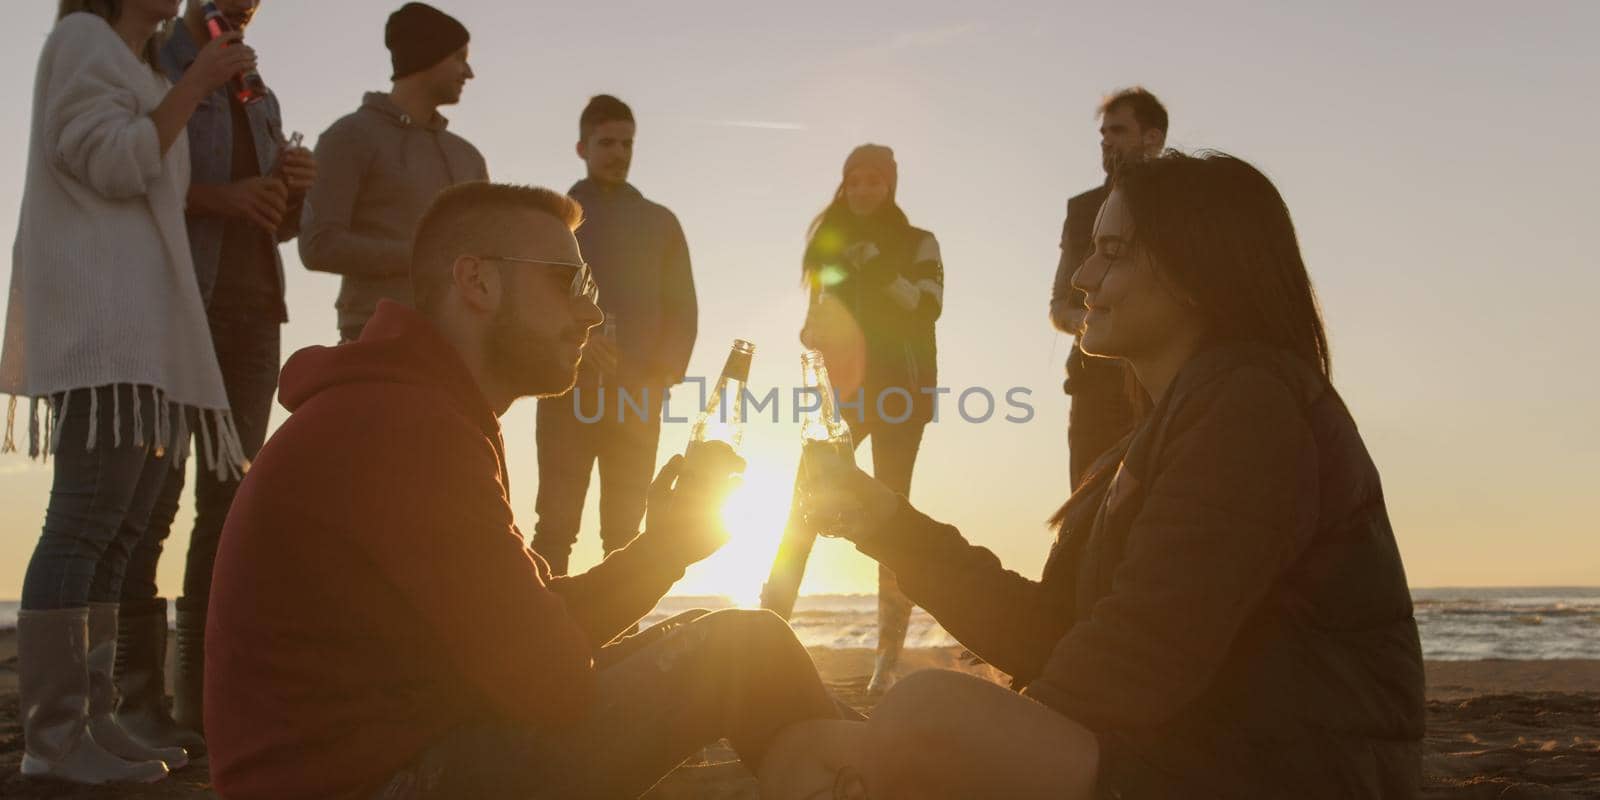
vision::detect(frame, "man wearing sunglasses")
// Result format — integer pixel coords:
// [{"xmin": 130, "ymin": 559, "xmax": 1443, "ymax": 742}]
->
[
  {"xmin": 203, "ymin": 182, "xmax": 844, "ymax": 799},
  {"xmin": 532, "ymin": 94, "xmax": 700, "ymax": 576}
]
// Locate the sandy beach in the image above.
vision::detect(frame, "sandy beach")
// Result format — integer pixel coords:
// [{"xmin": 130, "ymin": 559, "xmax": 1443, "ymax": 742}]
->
[{"xmin": 1, "ymin": 631, "xmax": 1596, "ymax": 798}]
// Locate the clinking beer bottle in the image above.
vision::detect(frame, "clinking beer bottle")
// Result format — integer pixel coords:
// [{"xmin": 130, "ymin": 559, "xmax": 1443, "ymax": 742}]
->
[
  {"xmin": 681, "ymin": 339, "xmax": 755, "ymax": 490},
  {"xmin": 203, "ymin": 2, "xmax": 269, "ymax": 105},
  {"xmin": 688, "ymin": 339, "xmax": 755, "ymax": 452},
  {"xmin": 798, "ymin": 350, "xmax": 857, "ymax": 536}
]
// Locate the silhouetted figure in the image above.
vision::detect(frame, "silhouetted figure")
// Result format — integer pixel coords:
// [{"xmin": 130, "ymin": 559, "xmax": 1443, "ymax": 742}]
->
[
  {"xmin": 205, "ymin": 183, "xmax": 842, "ymax": 800},
  {"xmin": 1050, "ymin": 87, "xmax": 1169, "ymax": 487},
  {"xmin": 298, "ymin": 2, "xmax": 486, "ymax": 342},
  {"xmin": 532, "ymin": 95, "xmax": 699, "ymax": 576},
  {"xmin": 762, "ymin": 144, "xmax": 944, "ymax": 696},
  {"xmin": 764, "ymin": 152, "xmax": 1425, "ymax": 800}
]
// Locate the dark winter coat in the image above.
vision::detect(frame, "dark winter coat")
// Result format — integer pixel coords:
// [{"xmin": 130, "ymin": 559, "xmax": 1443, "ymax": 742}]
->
[{"xmin": 857, "ymin": 343, "xmax": 1425, "ymax": 798}]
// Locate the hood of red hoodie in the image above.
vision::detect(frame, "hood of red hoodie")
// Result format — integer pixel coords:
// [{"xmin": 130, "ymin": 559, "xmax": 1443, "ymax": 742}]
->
[{"xmin": 278, "ymin": 301, "xmax": 502, "ymax": 444}]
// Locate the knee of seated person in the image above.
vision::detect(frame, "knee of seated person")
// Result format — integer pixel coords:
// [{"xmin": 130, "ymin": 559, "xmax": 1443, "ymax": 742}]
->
[
  {"xmin": 871, "ymin": 669, "xmax": 987, "ymax": 726},
  {"xmin": 695, "ymin": 608, "xmax": 796, "ymax": 648}
]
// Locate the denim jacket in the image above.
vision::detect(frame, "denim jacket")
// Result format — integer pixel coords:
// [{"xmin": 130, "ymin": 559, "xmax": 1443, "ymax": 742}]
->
[{"xmin": 159, "ymin": 23, "xmax": 298, "ymax": 307}]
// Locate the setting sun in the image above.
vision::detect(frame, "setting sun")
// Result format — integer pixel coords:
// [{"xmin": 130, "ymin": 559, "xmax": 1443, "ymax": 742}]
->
[{"xmin": 682, "ymin": 452, "xmax": 797, "ymax": 608}]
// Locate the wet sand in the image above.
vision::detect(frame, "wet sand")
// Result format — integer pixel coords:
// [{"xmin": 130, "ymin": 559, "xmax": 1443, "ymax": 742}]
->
[{"xmin": 2, "ymin": 631, "xmax": 1596, "ymax": 798}]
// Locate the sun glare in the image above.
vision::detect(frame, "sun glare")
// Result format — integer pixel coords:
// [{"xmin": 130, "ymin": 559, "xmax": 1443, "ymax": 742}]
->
[{"xmin": 681, "ymin": 454, "xmax": 796, "ymax": 608}]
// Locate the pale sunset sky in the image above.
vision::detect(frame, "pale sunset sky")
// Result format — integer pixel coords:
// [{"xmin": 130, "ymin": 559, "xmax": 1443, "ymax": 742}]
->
[{"xmin": 2, "ymin": 0, "xmax": 1596, "ymax": 604}]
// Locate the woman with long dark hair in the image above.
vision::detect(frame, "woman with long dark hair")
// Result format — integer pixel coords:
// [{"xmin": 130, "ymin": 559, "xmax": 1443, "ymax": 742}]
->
[
  {"xmin": 762, "ymin": 144, "xmax": 944, "ymax": 695},
  {"xmin": 762, "ymin": 151, "xmax": 1424, "ymax": 799},
  {"xmin": 1, "ymin": 0, "xmax": 252, "ymax": 785}
]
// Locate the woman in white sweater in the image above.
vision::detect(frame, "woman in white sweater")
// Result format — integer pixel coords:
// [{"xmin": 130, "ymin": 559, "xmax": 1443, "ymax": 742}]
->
[{"xmin": 0, "ymin": 0, "xmax": 253, "ymax": 786}]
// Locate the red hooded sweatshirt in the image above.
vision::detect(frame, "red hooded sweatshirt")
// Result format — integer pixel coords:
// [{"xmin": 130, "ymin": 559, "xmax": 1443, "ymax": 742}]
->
[{"xmin": 205, "ymin": 301, "xmax": 688, "ymax": 800}]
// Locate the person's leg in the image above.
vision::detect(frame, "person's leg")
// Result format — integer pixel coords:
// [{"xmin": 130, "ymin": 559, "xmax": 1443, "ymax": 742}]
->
[
  {"xmin": 1067, "ymin": 348, "xmax": 1135, "ymax": 489},
  {"xmin": 172, "ymin": 317, "xmax": 280, "ymax": 734},
  {"xmin": 22, "ymin": 387, "xmax": 167, "ymax": 612},
  {"xmin": 762, "ymin": 670, "xmax": 1100, "ymax": 800},
  {"xmin": 596, "ymin": 387, "xmax": 663, "ymax": 556},
  {"xmin": 865, "ymin": 423, "xmax": 925, "ymax": 695},
  {"xmin": 17, "ymin": 386, "xmax": 173, "ymax": 784},
  {"xmin": 531, "ymin": 393, "xmax": 601, "ymax": 576},
  {"xmin": 373, "ymin": 609, "xmax": 841, "ymax": 800},
  {"xmin": 185, "ymin": 317, "xmax": 280, "ymax": 604},
  {"xmin": 762, "ymin": 428, "xmax": 870, "ymax": 619},
  {"xmin": 86, "ymin": 390, "xmax": 176, "ymax": 608},
  {"xmin": 117, "ymin": 458, "xmax": 182, "ymax": 609},
  {"xmin": 759, "ymin": 470, "xmax": 819, "ymax": 620}
]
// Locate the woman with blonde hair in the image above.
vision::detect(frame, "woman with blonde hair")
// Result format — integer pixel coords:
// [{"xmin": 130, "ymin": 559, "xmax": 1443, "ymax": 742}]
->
[
  {"xmin": 763, "ymin": 144, "xmax": 945, "ymax": 695},
  {"xmin": 2, "ymin": 0, "xmax": 253, "ymax": 785}
]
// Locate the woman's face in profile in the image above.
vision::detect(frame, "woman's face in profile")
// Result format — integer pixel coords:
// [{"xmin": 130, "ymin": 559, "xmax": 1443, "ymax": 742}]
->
[
  {"xmin": 1072, "ymin": 189, "xmax": 1198, "ymax": 362},
  {"xmin": 844, "ymin": 168, "xmax": 890, "ymax": 217}
]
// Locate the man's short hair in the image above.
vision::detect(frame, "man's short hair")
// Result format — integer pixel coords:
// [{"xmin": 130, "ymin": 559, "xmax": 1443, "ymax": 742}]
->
[
  {"xmin": 1098, "ymin": 87, "xmax": 1169, "ymax": 134},
  {"xmin": 579, "ymin": 94, "xmax": 634, "ymax": 143},
  {"xmin": 411, "ymin": 182, "xmax": 584, "ymax": 315}
]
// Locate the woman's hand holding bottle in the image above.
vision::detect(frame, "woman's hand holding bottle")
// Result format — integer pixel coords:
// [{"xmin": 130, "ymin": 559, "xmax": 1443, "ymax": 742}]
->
[
  {"xmin": 185, "ymin": 32, "xmax": 256, "ymax": 95},
  {"xmin": 797, "ymin": 446, "xmax": 901, "ymax": 545}
]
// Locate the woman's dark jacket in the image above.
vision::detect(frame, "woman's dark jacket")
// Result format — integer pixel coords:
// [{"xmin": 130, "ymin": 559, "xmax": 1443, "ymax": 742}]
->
[
  {"xmin": 803, "ymin": 207, "xmax": 943, "ymax": 426},
  {"xmin": 856, "ymin": 343, "xmax": 1425, "ymax": 798}
]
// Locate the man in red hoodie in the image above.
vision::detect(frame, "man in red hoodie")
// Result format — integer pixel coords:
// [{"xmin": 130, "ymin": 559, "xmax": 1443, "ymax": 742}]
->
[{"xmin": 205, "ymin": 182, "xmax": 843, "ymax": 799}]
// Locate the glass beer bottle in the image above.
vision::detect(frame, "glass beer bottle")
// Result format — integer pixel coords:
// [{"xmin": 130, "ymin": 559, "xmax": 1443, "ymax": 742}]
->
[
  {"xmin": 798, "ymin": 350, "xmax": 857, "ymax": 536},
  {"xmin": 688, "ymin": 339, "xmax": 755, "ymax": 453},
  {"xmin": 203, "ymin": 2, "xmax": 270, "ymax": 105}
]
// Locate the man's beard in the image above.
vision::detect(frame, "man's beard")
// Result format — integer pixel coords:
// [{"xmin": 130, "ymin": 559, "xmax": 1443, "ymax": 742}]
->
[{"xmin": 486, "ymin": 302, "xmax": 584, "ymax": 399}]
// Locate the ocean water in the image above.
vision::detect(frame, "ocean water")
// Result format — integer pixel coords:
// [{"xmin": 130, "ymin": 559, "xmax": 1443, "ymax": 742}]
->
[{"xmin": 4, "ymin": 588, "xmax": 1596, "ymax": 661}]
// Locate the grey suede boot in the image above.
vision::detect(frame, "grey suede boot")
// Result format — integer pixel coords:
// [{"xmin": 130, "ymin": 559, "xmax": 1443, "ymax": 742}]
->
[
  {"xmin": 171, "ymin": 595, "xmax": 206, "ymax": 734},
  {"xmin": 115, "ymin": 597, "xmax": 207, "ymax": 757},
  {"xmin": 867, "ymin": 566, "xmax": 913, "ymax": 696},
  {"xmin": 17, "ymin": 607, "xmax": 170, "ymax": 784},
  {"xmin": 85, "ymin": 603, "xmax": 189, "ymax": 769}
]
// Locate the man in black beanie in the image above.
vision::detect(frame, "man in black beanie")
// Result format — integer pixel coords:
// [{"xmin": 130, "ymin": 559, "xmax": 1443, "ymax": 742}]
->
[{"xmin": 299, "ymin": 2, "xmax": 488, "ymax": 342}]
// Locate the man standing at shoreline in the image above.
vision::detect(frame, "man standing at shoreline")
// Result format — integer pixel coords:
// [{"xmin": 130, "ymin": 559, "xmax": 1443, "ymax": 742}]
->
[
  {"xmin": 1049, "ymin": 87, "xmax": 1168, "ymax": 486},
  {"xmin": 531, "ymin": 95, "xmax": 699, "ymax": 576},
  {"xmin": 299, "ymin": 2, "xmax": 486, "ymax": 342}
]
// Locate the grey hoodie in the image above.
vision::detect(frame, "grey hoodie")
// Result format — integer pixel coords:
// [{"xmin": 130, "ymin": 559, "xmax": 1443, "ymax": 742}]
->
[{"xmin": 299, "ymin": 92, "xmax": 487, "ymax": 333}]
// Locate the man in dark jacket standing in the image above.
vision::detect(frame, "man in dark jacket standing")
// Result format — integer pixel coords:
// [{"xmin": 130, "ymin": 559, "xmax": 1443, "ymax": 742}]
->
[
  {"xmin": 112, "ymin": 0, "xmax": 318, "ymax": 757},
  {"xmin": 532, "ymin": 95, "xmax": 699, "ymax": 575},
  {"xmin": 1049, "ymin": 88, "xmax": 1168, "ymax": 486},
  {"xmin": 206, "ymin": 183, "xmax": 840, "ymax": 800},
  {"xmin": 299, "ymin": 2, "xmax": 488, "ymax": 342}
]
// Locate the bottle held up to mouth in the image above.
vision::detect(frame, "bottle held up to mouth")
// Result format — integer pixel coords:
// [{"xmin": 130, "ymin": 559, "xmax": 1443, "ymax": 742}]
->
[{"xmin": 203, "ymin": 2, "xmax": 269, "ymax": 105}]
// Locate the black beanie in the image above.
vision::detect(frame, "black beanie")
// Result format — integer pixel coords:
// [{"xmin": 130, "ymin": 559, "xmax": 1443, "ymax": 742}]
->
[{"xmin": 385, "ymin": 3, "xmax": 470, "ymax": 80}]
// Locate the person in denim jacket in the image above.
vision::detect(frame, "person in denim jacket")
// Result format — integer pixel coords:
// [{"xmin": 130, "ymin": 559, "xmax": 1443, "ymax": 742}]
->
[{"xmin": 114, "ymin": 0, "xmax": 318, "ymax": 758}]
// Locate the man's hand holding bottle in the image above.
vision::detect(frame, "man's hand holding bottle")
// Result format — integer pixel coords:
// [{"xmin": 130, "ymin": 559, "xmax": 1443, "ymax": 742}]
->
[
  {"xmin": 274, "ymin": 138, "xmax": 317, "ymax": 196},
  {"xmin": 191, "ymin": 176, "xmax": 288, "ymax": 234},
  {"xmin": 640, "ymin": 448, "xmax": 746, "ymax": 569}
]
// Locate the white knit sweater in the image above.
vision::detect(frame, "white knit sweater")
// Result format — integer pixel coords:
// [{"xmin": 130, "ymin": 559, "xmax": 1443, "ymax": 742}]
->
[{"xmin": 0, "ymin": 13, "xmax": 243, "ymax": 475}]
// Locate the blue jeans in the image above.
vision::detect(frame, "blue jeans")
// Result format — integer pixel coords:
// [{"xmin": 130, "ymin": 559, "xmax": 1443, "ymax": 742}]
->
[
  {"xmin": 20, "ymin": 386, "xmax": 174, "ymax": 611},
  {"xmin": 121, "ymin": 315, "xmax": 281, "ymax": 604},
  {"xmin": 371, "ymin": 609, "xmax": 845, "ymax": 800}
]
